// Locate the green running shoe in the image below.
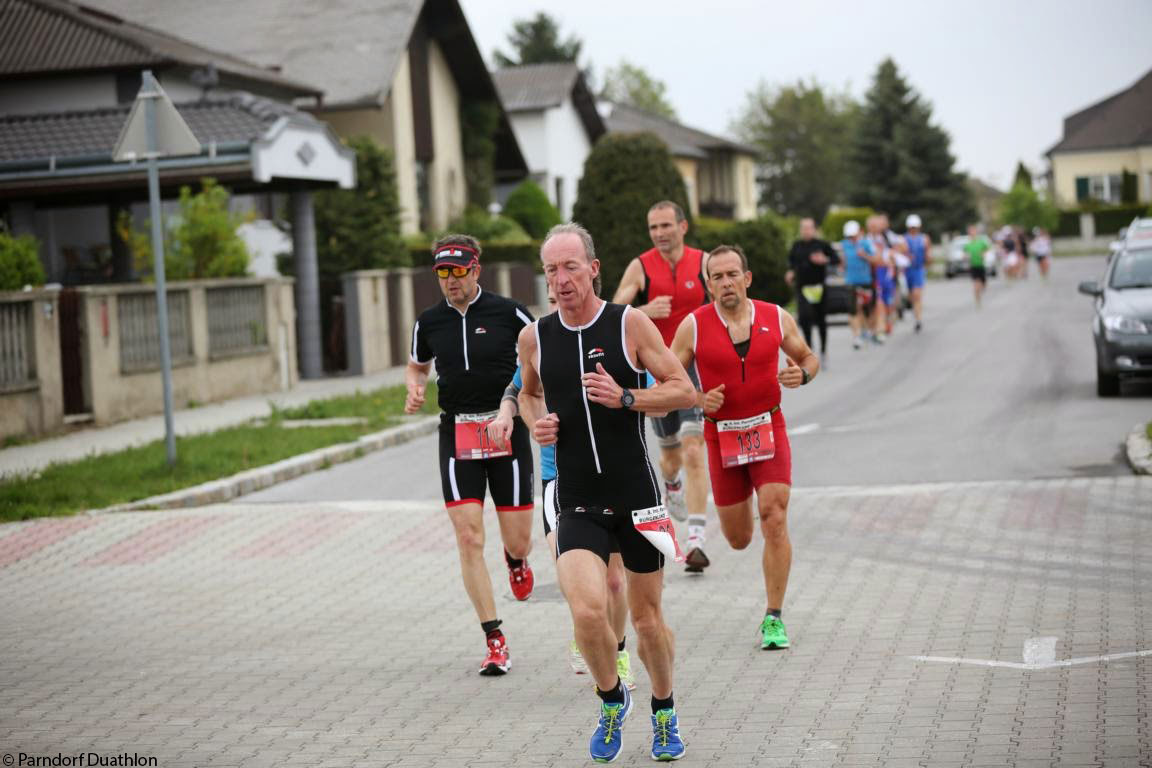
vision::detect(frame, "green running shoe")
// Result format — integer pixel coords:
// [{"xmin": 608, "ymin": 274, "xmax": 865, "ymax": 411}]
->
[
  {"xmin": 760, "ymin": 615, "xmax": 789, "ymax": 650},
  {"xmin": 616, "ymin": 650, "xmax": 636, "ymax": 691}
]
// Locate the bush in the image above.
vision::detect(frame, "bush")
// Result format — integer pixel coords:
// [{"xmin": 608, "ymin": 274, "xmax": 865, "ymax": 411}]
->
[
  {"xmin": 689, "ymin": 214, "xmax": 791, "ymax": 305},
  {"xmin": 117, "ymin": 178, "xmax": 249, "ymax": 280},
  {"xmin": 441, "ymin": 205, "xmax": 531, "ymax": 244},
  {"xmin": 0, "ymin": 232, "xmax": 45, "ymax": 291},
  {"xmin": 502, "ymin": 181, "xmax": 562, "ymax": 239},
  {"xmin": 821, "ymin": 207, "xmax": 874, "ymax": 241},
  {"xmin": 1055, "ymin": 210, "xmax": 1080, "ymax": 237},
  {"xmin": 998, "ymin": 183, "xmax": 1059, "ymax": 232},
  {"xmin": 1094, "ymin": 204, "xmax": 1151, "ymax": 236},
  {"xmin": 572, "ymin": 133, "xmax": 691, "ymax": 295}
]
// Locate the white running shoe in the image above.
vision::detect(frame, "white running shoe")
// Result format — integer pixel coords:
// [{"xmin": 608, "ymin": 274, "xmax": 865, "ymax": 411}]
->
[{"xmin": 569, "ymin": 640, "xmax": 589, "ymax": 674}]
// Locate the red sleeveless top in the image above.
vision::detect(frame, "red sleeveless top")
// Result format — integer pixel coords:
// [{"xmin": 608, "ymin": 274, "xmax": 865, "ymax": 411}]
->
[
  {"xmin": 691, "ymin": 299, "xmax": 784, "ymax": 439},
  {"xmin": 638, "ymin": 247, "xmax": 707, "ymax": 346}
]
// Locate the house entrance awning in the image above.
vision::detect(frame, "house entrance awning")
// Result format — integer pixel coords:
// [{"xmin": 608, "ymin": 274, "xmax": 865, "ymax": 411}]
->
[{"xmin": 0, "ymin": 91, "xmax": 355, "ymax": 201}]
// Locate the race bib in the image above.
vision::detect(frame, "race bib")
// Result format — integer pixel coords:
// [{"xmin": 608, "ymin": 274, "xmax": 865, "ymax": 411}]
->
[
  {"xmin": 800, "ymin": 284, "xmax": 824, "ymax": 304},
  {"xmin": 716, "ymin": 411, "xmax": 775, "ymax": 467},
  {"xmin": 454, "ymin": 411, "xmax": 511, "ymax": 460},
  {"xmin": 631, "ymin": 505, "xmax": 685, "ymax": 563}
]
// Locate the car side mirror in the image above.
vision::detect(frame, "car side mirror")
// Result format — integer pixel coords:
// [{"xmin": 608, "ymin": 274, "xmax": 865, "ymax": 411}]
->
[{"xmin": 1078, "ymin": 281, "xmax": 1102, "ymax": 297}]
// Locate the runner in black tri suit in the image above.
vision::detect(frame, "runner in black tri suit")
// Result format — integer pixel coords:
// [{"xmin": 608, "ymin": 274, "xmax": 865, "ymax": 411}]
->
[{"xmin": 517, "ymin": 223, "xmax": 696, "ymax": 763}]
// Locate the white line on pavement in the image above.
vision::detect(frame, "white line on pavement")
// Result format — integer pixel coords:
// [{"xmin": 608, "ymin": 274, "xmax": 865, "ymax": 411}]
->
[
  {"xmin": 789, "ymin": 423, "xmax": 821, "ymax": 435},
  {"xmin": 909, "ymin": 648, "xmax": 1152, "ymax": 670}
]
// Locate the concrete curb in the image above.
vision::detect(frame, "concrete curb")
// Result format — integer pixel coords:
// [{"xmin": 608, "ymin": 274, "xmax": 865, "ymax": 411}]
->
[
  {"xmin": 89, "ymin": 416, "xmax": 440, "ymax": 514},
  {"xmin": 1125, "ymin": 422, "xmax": 1152, "ymax": 475}
]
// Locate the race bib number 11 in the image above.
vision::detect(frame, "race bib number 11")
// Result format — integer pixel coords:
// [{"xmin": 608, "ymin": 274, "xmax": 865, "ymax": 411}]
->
[
  {"xmin": 716, "ymin": 411, "xmax": 775, "ymax": 468},
  {"xmin": 454, "ymin": 411, "xmax": 511, "ymax": 460}
]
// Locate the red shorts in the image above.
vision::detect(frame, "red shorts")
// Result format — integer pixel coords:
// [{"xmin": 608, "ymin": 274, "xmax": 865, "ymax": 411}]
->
[{"xmin": 705, "ymin": 415, "xmax": 792, "ymax": 507}]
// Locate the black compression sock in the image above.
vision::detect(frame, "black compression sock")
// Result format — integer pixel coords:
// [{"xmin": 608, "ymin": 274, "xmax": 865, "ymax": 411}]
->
[
  {"xmin": 766, "ymin": 608, "xmax": 782, "ymax": 619},
  {"xmin": 504, "ymin": 549, "xmax": 524, "ymax": 569},
  {"xmin": 617, "ymin": 637, "xmax": 626, "ymax": 653},
  {"xmin": 652, "ymin": 693, "xmax": 674, "ymax": 713},
  {"xmin": 481, "ymin": 619, "xmax": 502, "ymax": 639},
  {"xmin": 597, "ymin": 677, "xmax": 625, "ymax": 704}
]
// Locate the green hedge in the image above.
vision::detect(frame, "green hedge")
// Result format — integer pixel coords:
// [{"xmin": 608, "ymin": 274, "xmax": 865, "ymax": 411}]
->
[
  {"xmin": 821, "ymin": 207, "xmax": 874, "ymax": 242},
  {"xmin": 503, "ymin": 181, "xmax": 562, "ymax": 239},
  {"xmin": 1094, "ymin": 205, "xmax": 1151, "ymax": 236},
  {"xmin": 688, "ymin": 214, "xmax": 791, "ymax": 306},
  {"xmin": 0, "ymin": 232, "xmax": 45, "ymax": 291},
  {"xmin": 410, "ymin": 241, "xmax": 541, "ymax": 269},
  {"xmin": 1055, "ymin": 211, "xmax": 1080, "ymax": 237}
]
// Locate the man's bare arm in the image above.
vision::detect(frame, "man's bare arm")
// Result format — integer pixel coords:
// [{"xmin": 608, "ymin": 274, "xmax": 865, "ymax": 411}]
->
[
  {"xmin": 612, "ymin": 258, "xmax": 671, "ymax": 319},
  {"xmin": 777, "ymin": 310, "xmax": 819, "ymax": 389},
  {"xmin": 404, "ymin": 360, "xmax": 431, "ymax": 414},
  {"xmin": 516, "ymin": 324, "xmax": 557, "ymax": 444},
  {"xmin": 629, "ymin": 311, "xmax": 695, "ymax": 412}
]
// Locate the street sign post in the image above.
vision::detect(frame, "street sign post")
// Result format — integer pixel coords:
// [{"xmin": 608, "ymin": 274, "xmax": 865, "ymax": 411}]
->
[{"xmin": 113, "ymin": 70, "xmax": 201, "ymax": 466}]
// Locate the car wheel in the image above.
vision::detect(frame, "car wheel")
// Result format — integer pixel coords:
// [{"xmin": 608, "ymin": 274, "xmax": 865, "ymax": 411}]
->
[{"xmin": 1096, "ymin": 367, "xmax": 1120, "ymax": 397}]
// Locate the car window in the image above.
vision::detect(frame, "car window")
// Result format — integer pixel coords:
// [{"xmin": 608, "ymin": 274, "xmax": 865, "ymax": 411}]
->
[{"xmin": 1109, "ymin": 247, "xmax": 1152, "ymax": 289}]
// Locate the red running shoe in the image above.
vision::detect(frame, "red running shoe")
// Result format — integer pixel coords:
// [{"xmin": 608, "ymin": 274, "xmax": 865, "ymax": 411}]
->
[
  {"xmin": 508, "ymin": 559, "xmax": 534, "ymax": 600},
  {"xmin": 479, "ymin": 634, "xmax": 511, "ymax": 676}
]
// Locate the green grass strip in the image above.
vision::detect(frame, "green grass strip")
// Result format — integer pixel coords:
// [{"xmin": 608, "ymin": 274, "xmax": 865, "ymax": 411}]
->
[{"xmin": 1, "ymin": 382, "xmax": 437, "ymax": 523}]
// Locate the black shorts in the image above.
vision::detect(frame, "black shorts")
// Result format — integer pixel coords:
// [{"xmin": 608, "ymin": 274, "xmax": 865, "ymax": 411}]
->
[
  {"xmin": 851, "ymin": 284, "xmax": 874, "ymax": 314},
  {"xmin": 438, "ymin": 414, "xmax": 533, "ymax": 511},
  {"xmin": 541, "ymin": 477, "xmax": 558, "ymax": 536},
  {"xmin": 650, "ymin": 367, "xmax": 703, "ymax": 448},
  {"xmin": 556, "ymin": 502, "xmax": 664, "ymax": 574},
  {"xmin": 971, "ymin": 266, "xmax": 987, "ymax": 283}
]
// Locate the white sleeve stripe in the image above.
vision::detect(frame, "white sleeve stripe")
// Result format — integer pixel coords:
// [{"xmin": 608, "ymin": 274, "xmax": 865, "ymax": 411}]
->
[
  {"xmin": 411, "ymin": 320, "xmax": 421, "ymax": 361},
  {"xmin": 515, "ymin": 308, "xmax": 532, "ymax": 326},
  {"xmin": 621, "ymin": 306, "xmax": 643, "ymax": 373},
  {"xmin": 689, "ymin": 313, "xmax": 697, "ymax": 355}
]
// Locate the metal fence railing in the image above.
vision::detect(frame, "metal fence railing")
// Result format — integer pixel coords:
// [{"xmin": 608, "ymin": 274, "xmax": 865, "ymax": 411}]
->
[
  {"xmin": 206, "ymin": 285, "xmax": 267, "ymax": 358},
  {"xmin": 118, "ymin": 290, "xmax": 194, "ymax": 373},
  {"xmin": 0, "ymin": 300, "xmax": 35, "ymax": 392}
]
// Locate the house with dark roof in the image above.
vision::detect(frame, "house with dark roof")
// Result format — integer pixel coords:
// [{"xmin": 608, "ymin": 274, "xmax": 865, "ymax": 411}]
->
[
  {"xmin": 1046, "ymin": 67, "xmax": 1152, "ymax": 207},
  {"xmin": 491, "ymin": 62, "xmax": 604, "ymax": 219},
  {"xmin": 81, "ymin": 0, "xmax": 528, "ymax": 233},
  {"xmin": 601, "ymin": 102, "xmax": 759, "ymax": 221}
]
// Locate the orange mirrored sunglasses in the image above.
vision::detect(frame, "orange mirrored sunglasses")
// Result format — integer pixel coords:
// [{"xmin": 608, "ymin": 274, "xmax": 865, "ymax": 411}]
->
[{"xmin": 435, "ymin": 265, "xmax": 473, "ymax": 279}]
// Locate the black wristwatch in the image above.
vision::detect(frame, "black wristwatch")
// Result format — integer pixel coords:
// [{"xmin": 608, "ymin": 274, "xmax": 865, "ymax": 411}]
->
[
  {"xmin": 620, "ymin": 388, "xmax": 636, "ymax": 409},
  {"xmin": 801, "ymin": 368, "xmax": 812, "ymax": 385}
]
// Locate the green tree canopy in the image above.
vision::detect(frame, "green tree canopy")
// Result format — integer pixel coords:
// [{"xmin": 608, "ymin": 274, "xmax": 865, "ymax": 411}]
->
[
  {"xmin": 848, "ymin": 58, "xmax": 975, "ymax": 233},
  {"xmin": 572, "ymin": 133, "xmax": 690, "ymax": 293},
  {"xmin": 502, "ymin": 180, "xmax": 562, "ymax": 239},
  {"xmin": 998, "ymin": 182, "xmax": 1059, "ymax": 232},
  {"xmin": 493, "ymin": 12, "xmax": 583, "ymax": 68},
  {"xmin": 312, "ymin": 136, "xmax": 406, "ymax": 275},
  {"xmin": 0, "ymin": 232, "xmax": 45, "ymax": 291},
  {"xmin": 600, "ymin": 60, "xmax": 677, "ymax": 120},
  {"xmin": 1013, "ymin": 161, "xmax": 1033, "ymax": 189},
  {"xmin": 118, "ymin": 178, "xmax": 249, "ymax": 280},
  {"xmin": 733, "ymin": 79, "xmax": 857, "ymax": 221}
]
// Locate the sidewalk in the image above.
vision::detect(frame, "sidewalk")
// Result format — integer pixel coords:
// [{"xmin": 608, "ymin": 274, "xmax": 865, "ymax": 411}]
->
[{"xmin": 0, "ymin": 366, "xmax": 410, "ymax": 478}]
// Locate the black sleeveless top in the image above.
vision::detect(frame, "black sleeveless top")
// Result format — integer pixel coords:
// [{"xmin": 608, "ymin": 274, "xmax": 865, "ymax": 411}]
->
[{"xmin": 536, "ymin": 301, "xmax": 661, "ymax": 512}]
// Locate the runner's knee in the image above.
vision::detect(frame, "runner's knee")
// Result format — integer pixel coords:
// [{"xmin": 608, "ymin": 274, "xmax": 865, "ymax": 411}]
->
[{"xmin": 758, "ymin": 502, "xmax": 788, "ymax": 540}]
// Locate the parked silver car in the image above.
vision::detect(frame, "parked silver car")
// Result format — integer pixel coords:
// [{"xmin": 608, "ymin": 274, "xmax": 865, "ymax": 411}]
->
[{"xmin": 1078, "ymin": 243, "xmax": 1152, "ymax": 396}]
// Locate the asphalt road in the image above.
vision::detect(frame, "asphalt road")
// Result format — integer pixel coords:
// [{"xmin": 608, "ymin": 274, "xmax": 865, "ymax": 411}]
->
[{"xmin": 243, "ymin": 254, "xmax": 1150, "ymax": 503}]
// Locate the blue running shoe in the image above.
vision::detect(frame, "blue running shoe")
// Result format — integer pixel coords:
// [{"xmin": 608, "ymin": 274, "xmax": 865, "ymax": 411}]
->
[
  {"xmin": 651, "ymin": 708, "xmax": 685, "ymax": 761},
  {"xmin": 589, "ymin": 684, "xmax": 632, "ymax": 763}
]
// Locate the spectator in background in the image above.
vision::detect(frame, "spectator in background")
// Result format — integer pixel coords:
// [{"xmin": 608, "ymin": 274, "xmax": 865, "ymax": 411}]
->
[
  {"xmin": 1031, "ymin": 227, "xmax": 1052, "ymax": 278},
  {"xmin": 786, "ymin": 218, "xmax": 840, "ymax": 366},
  {"xmin": 841, "ymin": 220, "xmax": 877, "ymax": 350}
]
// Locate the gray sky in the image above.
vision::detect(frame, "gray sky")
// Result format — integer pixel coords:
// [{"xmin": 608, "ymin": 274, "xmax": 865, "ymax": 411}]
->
[{"xmin": 461, "ymin": 0, "xmax": 1152, "ymax": 190}]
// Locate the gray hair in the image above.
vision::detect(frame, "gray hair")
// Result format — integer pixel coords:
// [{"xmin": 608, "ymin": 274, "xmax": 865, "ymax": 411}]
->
[{"xmin": 542, "ymin": 222, "xmax": 597, "ymax": 263}]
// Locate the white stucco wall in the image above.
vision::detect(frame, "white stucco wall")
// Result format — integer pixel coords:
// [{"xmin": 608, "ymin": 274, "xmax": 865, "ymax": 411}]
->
[
  {"xmin": 505, "ymin": 100, "xmax": 592, "ymax": 220},
  {"xmin": 1050, "ymin": 147, "xmax": 1152, "ymax": 207},
  {"xmin": 387, "ymin": 55, "xmax": 420, "ymax": 235},
  {"xmin": 427, "ymin": 39, "xmax": 466, "ymax": 230}
]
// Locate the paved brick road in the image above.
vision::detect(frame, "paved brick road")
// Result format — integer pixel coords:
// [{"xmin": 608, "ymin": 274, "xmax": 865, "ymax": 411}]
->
[{"xmin": 1, "ymin": 476, "xmax": 1149, "ymax": 767}]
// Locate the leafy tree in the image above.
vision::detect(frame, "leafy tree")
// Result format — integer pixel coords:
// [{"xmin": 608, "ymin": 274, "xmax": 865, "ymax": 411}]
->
[
  {"xmin": 821, "ymin": 207, "xmax": 875, "ymax": 242},
  {"xmin": 311, "ymin": 136, "xmax": 406, "ymax": 274},
  {"xmin": 502, "ymin": 180, "xmax": 561, "ymax": 239},
  {"xmin": 493, "ymin": 12, "xmax": 582, "ymax": 68},
  {"xmin": 689, "ymin": 215, "xmax": 791, "ymax": 305},
  {"xmin": 848, "ymin": 58, "xmax": 975, "ymax": 233},
  {"xmin": 461, "ymin": 101, "xmax": 500, "ymax": 207},
  {"xmin": 118, "ymin": 178, "xmax": 249, "ymax": 280},
  {"xmin": 441, "ymin": 205, "xmax": 531, "ymax": 244},
  {"xmin": 0, "ymin": 232, "xmax": 44, "ymax": 291},
  {"xmin": 600, "ymin": 60, "xmax": 677, "ymax": 120},
  {"xmin": 572, "ymin": 133, "xmax": 690, "ymax": 293},
  {"xmin": 733, "ymin": 79, "xmax": 857, "ymax": 220},
  {"xmin": 1013, "ymin": 161, "xmax": 1033, "ymax": 189},
  {"xmin": 998, "ymin": 182, "xmax": 1059, "ymax": 232}
]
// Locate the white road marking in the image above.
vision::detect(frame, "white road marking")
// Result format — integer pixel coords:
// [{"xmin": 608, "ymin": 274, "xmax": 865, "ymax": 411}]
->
[
  {"xmin": 910, "ymin": 648, "xmax": 1152, "ymax": 670},
  {"xmin": 1023, "ymin": 636, "xmax": 1058, "ymax": 666},
  {"xmin": 789, "ymin": 423, "xmax": 821, "ymax": 435}
]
